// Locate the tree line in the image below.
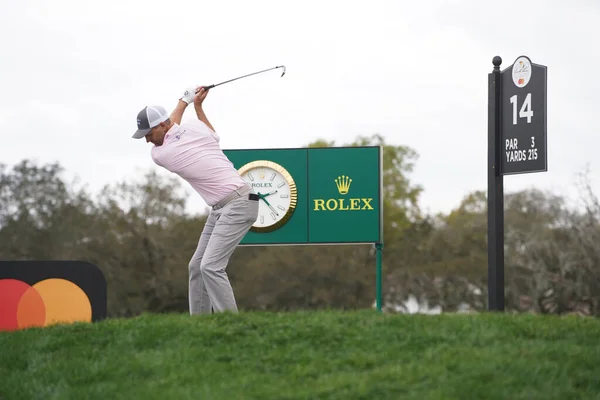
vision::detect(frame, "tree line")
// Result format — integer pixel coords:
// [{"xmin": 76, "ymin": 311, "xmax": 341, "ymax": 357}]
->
[{"xmin": 1, "ymin": 134, "xmax": 598, "ymax": 317}]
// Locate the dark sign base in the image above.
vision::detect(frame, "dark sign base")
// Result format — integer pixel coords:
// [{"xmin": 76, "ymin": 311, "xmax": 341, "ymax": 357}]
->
[{"xmin": 238, "ymin": 241, "xmax": 379, "ymax": 246}]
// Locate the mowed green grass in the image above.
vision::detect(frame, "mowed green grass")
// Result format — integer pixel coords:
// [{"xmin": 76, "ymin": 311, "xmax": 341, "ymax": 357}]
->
[{"xmin": 1, "ymin": 310, "xmax": 600, "ymax": 400}]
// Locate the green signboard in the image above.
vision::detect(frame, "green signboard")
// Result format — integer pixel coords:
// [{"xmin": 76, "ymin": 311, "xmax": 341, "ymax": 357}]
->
[
  {"xmin": 223, "ymin": 146, "xmax": 383, "ymax": 245},
  {"xmin": 224, "ymin": 145, "xmax": 384, "ymax": 311}
]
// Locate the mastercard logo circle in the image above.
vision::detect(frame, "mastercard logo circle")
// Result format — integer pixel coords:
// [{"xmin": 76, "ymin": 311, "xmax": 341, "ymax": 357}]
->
[{"xmin": 0, "ymin": 278, "xmax": 92, "ymax": 331}]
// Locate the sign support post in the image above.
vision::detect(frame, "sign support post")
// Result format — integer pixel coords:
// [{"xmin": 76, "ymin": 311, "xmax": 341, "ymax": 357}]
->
[
  {"xmin": 375, "ymin": 242, "xmax": 384, "ymax": 312},
  {"xmin": 488, "ymin": 56, "xmax": 505, "ymax": 311}
]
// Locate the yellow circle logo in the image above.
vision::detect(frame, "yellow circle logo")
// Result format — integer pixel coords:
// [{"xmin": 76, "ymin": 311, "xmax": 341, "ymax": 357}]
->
[{"xmin": 0, "ymin": 278, "xmax": 92, "ymax": 331}]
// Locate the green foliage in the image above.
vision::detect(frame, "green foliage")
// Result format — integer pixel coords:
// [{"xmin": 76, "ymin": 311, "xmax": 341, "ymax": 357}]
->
[
  {"xmin": 1, "ymin": 311, "xmax": 600, "ymax": 399},
  {"xmin": 0, "ymin": 160, "xmax": 96, "ymax": 260},
  {"xmin": 0, "ymin": 133, "xmax": 598, "ymax": 317}
]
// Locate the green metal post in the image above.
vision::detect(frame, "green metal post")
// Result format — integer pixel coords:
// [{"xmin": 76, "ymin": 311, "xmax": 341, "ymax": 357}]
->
[{"xmin": 375, "ymin": 242, "xmax": 384, "ymax": 312}]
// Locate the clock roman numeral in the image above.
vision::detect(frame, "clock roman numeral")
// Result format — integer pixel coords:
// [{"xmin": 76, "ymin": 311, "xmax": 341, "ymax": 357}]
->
[
  {"xmin": 270, "ymin": 173, "xmax": 276, "ymax": 181},
  {"xmin": 277, "ymin": 205, "xmax": 285, "ymax": 211},
  {"xmin": 280, "ymin": 194, "xmax": 288, "ymax": 198},
  {"xmin": 270, "ymin": 212, "xmax": 277, "ymax": 220},
  {"xmin": 277, "ymin": 182, "xmax": 285, "ymax": 188},
  {"xmin": 248, "ymin": 173, "xmax": 254, "ymax": 181}
]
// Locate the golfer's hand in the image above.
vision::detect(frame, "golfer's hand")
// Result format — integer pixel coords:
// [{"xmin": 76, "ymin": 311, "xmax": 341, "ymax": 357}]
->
[
  {"xmin": 194, "ymin": 87, "xmax": 209, "ymax": 106},
  {"xmin": 180, "ymin": 86, "xmax": 198, "ymax": 104}
]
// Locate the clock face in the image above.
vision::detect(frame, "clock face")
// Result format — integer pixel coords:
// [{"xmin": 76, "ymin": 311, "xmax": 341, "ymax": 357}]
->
[{"xmin": 238, "ymin": 160, "xmax": 297, "ymax": 232}]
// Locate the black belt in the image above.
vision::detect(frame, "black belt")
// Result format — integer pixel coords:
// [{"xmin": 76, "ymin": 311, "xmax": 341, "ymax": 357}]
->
[{"xmin": 249, "ymin": 193, "xmax": 259, "ymax": 201}]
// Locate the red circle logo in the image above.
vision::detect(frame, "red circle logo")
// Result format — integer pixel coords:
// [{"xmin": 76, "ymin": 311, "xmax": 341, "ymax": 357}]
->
[{"xmin": 0, "ymin": 278, "xmax": 92, "ymax": 331}]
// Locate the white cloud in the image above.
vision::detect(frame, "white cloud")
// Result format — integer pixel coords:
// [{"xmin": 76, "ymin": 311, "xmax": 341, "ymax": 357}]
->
[{"xmin": 1, "ymin": 0, "xmax": 598, "ymax": 216}]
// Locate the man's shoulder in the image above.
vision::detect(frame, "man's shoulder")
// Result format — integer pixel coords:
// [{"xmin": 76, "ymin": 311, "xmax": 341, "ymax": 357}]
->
[
  {"xmin": 151, "ymin": 142, "xmax": 181, "ymax": 169},
  {"xmin": 150, "ymin": 145, "xmax": 163, "ymax": 165}
]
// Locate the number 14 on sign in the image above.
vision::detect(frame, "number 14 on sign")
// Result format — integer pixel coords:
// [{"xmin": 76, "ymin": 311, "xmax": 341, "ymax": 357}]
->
[{"xmin": 510, "ymin": 93, "xmax": 533, "ymax": 124}]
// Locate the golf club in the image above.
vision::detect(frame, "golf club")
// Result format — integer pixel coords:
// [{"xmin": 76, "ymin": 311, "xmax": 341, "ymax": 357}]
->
[{"xmin": 202, "ymin": 65, "xmax": 286, "ymax": 90}]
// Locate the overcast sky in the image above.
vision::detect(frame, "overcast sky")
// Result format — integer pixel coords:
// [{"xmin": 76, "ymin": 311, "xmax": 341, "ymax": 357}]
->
[{"xmin": 2, "ymin": 0, "xmax": 598, "ymax": 216}]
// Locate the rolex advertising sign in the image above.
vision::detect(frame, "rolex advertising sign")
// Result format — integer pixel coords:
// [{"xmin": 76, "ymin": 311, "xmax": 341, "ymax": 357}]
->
[
  {"xmin": 223, "ymin": 146, "xmax": 383, "ymax": 245},
  {"xmin": 307, "ymin": 147, "xmax": 381, "ymax": 244}
]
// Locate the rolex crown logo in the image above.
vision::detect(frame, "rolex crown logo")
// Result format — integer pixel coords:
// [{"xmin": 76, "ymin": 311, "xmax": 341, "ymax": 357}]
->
[{"xmin": 335, "ymin": 175, "xmax": 352, "ymax": 195}]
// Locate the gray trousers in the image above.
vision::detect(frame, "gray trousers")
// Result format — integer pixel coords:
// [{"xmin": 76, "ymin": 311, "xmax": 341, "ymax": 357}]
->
[{"xmin": 188, "ymin": 185, "xmax": 258, "ymax": 314}]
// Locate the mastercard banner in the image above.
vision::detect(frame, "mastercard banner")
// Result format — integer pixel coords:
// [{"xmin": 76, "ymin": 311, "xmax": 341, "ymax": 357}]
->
[{"xmin": 0, "ymin": 261, "xmax": 107, "ymax": 332}]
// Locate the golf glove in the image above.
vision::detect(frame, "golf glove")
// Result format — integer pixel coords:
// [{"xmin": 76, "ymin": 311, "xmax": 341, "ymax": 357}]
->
[{"xmin": 180, "ymin": 86, "xmax": 199, "ymax": 104}]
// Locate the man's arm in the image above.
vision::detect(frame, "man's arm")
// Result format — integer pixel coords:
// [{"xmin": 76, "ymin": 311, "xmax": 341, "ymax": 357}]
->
[
  {"xmin": 194, "ymin": 103, "xmax": 215, "ymax": 132},
  {"xmin": 169, "ymin": 100, "xmax": 188, "ymax": 125},
  {"xmin": 193, "ymin": 87, "xmax": 216, "ymax": 132}
]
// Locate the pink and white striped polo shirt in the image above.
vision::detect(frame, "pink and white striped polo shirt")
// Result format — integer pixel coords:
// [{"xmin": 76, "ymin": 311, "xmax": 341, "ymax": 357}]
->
[{"xmin": 150, "ymin": 119, "xmax": 246, "ymax": 206}]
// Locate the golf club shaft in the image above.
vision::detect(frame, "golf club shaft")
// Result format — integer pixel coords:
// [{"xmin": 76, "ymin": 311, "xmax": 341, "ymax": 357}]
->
[{"xmin": 203, "ymin": 65, "xmax": 286, "ymax": 90}]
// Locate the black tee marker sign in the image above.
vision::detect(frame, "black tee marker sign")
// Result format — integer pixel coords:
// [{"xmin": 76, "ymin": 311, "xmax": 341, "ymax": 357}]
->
[
  {"xmin": 487, "ymin": 55, "xmax": 548, "ymax": 312},
  {"xmin": 500, "ymin": 55, "xmax": 548, "ymax": 175}
]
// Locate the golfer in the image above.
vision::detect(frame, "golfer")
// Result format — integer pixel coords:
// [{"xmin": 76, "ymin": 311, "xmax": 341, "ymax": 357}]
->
[{"xmin": 132, "ymin": 86, "xmax": 259, "ymax": 314}]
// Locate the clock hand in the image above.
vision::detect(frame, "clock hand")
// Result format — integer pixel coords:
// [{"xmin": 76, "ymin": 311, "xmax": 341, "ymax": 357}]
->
[
  {"xmin": 257, "ymin": 193, "xmax": 279, "ymax": 216},
  {"xmin": 263, "ymin": 190, "xmax": 278, "ymax": 197},
  {"xmin": 267, "ymin": 203, "xmax": 279, "ymax": 216}
]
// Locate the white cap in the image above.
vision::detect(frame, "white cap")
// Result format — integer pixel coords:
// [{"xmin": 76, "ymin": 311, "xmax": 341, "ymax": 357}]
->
[{"xmin": 132, "ymin": 105, "xmax": 169, "ymax": 139}]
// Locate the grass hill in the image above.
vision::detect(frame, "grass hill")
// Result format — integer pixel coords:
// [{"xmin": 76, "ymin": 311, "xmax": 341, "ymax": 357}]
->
[{"xmin": 1, "ymin": 310, "xmax": 599, "ymax": 399}]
